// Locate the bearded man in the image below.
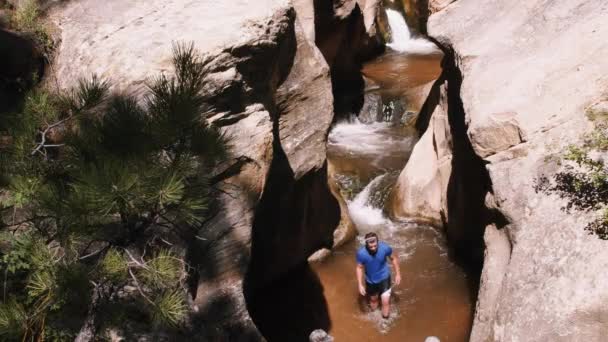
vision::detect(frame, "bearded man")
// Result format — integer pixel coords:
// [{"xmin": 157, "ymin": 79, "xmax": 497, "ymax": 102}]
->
[{"xmin": 355, "ymin": 232, "xmax": 401, "ymax": 319}]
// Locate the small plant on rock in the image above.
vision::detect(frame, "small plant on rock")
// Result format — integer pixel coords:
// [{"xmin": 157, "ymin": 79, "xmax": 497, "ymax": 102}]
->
[
  {"xmin": 10, "ymin": 0, "xmax": 53, "ymax": 56},
  {"xmin": 535, "ymin": 103, "xmax": 608, "ymax": 239}
]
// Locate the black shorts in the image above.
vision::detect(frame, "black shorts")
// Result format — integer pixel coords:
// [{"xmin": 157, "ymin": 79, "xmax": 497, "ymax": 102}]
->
[{"xmin": 366, "ymin": 275, "xmax": 391, "ymax": 296}]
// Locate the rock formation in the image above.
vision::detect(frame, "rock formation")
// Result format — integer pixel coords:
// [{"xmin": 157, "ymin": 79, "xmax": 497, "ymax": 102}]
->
[
  {"xmin": 393, "ymin": 0, "xmax": 608, "ymax": 340},
  {"xmin": 50, "ymin": 0, "xmax": 339, "ymax": 340}
]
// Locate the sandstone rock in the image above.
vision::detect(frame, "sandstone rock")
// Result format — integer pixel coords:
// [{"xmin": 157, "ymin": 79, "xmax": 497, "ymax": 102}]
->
[
  {"xmin": 0, "ymin": 9, "xmax": 9, "ymax": 28},
  {"xmin": 50, "ymin": 0, "xmax": 290, "ymax": 93},
  {"xmin": 468, "ymin": 111, "xmax": 525, "ymax": 158},
  {"xmin": 50, "ymin": 0, "xmax": 338, "ymax": 340},
  {"xmin": 358, "ymin": 91, "xmax": 383, "ymax": 123},
  {"xmin": 327, "ymin": 160, "xmax": 357, "ymax": 248},
  {"xmin": 470, "ymin": 223, "xmax": 511, "ymax": 341},
  {"xmin": 304, "ymin": 0, "xmax": 384, "ymax": 117},
  {"xmin": 428, "ymin": 0, "xmax": 456, "ymax": 14},
  {"xmin": 391, "ymin": 83, "xmax": 452, "ymax": 225},
  {"xmin": 423, "ymin": 0, "xmax": 608, "ymax": 340}
]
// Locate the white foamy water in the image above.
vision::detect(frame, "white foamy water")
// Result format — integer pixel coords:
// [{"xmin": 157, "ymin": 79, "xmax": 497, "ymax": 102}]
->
[
  {"xmin": 328, "ymin": 118, "xmax": 414, "ymax": 157},
  {"xmin": 385, "ymin": 9, "xmax": 439, "ymax": 54},
  {"xmin": 347, "ymin": 174, "xmax": 394, "ymax": 235}
]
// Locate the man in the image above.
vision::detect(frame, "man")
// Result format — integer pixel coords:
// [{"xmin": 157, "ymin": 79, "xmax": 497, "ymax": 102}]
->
[{"xmin": 356, "ymin": 232, "xmax": 401, "ymax": 319}]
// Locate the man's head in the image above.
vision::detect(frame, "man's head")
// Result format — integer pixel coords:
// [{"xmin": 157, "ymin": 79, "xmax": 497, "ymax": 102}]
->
[{"xmin": 364, "ymin": 232, "xmax": 379, "ymax": 255}]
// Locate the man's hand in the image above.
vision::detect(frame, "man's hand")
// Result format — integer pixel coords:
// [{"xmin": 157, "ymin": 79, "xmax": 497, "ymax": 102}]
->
[
  {"xmin": 394, "ymin": 274, "xmax": 401, "ymax": 286},
  {"xmin": 390, "ymin": 254, "xmax": 401, "ymax": 286},
  {"xmin": 356, "ymin": 264, "xmax": 366, "ymax": 296},
  {"xmin": 358, "ymin": 283, "xmax": 366, "ymax": 296}
]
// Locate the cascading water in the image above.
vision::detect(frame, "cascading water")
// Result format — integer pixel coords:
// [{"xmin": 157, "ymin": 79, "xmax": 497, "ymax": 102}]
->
[
  {"xmin": 347, "ymin": 174, "xmax": 393, "ymax": 234},
  {"xmin": 385, "ymin": 9, "xmax": 411, "ymax": 49},
  {"xmin": 311, "ymin": 6, "xmax": 473, "ymax": 342},
  {"xmin": 385, "ymin": 8, "xmax": 439, "ymax": 54}
]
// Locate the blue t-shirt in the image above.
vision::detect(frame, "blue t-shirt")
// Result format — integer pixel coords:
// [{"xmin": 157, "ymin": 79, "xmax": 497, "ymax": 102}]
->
[{"xmin": 356, "ymin": 241, "xmax": 393, "ymax": 284}]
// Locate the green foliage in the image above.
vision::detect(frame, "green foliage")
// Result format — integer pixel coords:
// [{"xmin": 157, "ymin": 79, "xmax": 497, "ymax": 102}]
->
[
  {"xmin": 536, "ymin": 104, "xmax": 608, "ymax": 239},
  {"xmin": 0, "ymin": 299, "xmax": 27, "ymax": 340},
  {"xmin": 12, "ymin": 0, "xmax": 39, "ymax": 32},
  {"xmin": 100, "ymin": 249, "xmax": 128, "ymax": 283},
  {"xmin": 1, "ymin": 233, "xmax": 45, "ymax": 274},
  {"xmin": 0, "ymin": 43, "xmax": 226, "ymax": 339},
  {"xmin": 140, "ymin": 249, "xmax": 183, "ymax": 290},
  {"xmin": 11, "ymin": 0, "xmax": 53, "ymax": 54},
  {"xmin": 151, "ymin": 290, "xmax": 188, "ymax": 328}
]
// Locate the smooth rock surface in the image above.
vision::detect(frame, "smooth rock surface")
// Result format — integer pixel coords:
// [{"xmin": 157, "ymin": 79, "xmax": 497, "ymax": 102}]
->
[
  {"xmin": 50, "ymin": 0, "xmax": 288, "ymax": 93},
  {"xmin": 391, "ymin": 83, "xmax": 452, "ymax": 225},
  {"xmin": 421, "ymin": 0, "xmax": 608, "ymax": 340}
]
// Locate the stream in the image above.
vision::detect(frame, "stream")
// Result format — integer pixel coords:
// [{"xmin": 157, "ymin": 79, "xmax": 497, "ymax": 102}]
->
[{"xmin": 310, "ymin": 7, "xmax": 473, "ymax": 342}]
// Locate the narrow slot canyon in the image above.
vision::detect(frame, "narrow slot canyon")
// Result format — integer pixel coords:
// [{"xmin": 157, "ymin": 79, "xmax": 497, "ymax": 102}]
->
[
  {"xmin": 3, "ymin": 0, "xmax": 607, "ymax": 341},
  {"xmin": 311, "ymin": 7, "xmax": 476, "ymax": 341},
  {"xmin": 245, "ymin": 2, "xmax": 487, "ymax": 341}
]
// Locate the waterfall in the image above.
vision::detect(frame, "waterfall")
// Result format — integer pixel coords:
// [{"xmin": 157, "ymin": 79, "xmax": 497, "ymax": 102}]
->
[
  {"xmin": 347, "ymin": 174, "xmax": 393, "ymax": 235},
  {"xmin": 385, "ymin": 9, "xmax": 412, "ymax": 47},
  {"xmin": 328, "ymin": 118, "xmax": 414, "ymax": 156},
  {"xmin": 384, "ymin": 8, "xmax": 438, "ymax": 54}
]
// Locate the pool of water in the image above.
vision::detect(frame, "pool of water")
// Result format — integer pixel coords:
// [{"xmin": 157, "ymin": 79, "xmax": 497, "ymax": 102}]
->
[{"xmin": 313, "ymin": 44, "xmax": 474, "ymax": 341}]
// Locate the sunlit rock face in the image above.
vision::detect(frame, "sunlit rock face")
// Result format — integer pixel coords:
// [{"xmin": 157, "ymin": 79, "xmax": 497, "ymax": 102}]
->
[
  {"xmin": 397, "ymin": 0, "xmax": 608, "ymax": 340},
  {"xmin": 51, "ymin": 1, "xmax": 339, "ymax": 340}
]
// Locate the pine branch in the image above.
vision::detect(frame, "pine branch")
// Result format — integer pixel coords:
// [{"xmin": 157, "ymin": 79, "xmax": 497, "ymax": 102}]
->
[
  {"xmin": 31, "ymin": 117, "xmax": 70, "ymax": 157},
  {"xmin": 127, "ymin": 268, "xmax": 154, "ymax": 306}
]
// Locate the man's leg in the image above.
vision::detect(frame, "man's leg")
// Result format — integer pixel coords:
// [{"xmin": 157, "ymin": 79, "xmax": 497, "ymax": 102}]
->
[
  {"xmin": 380, "ymin": 290, "xmax": 391, "ymax": 318},
  {"xmin": 369, "ymin": 294, "xmax": 379, "ymax": 310}
]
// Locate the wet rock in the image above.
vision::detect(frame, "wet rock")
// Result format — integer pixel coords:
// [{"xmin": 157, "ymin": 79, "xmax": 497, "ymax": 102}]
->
[
  {"xmin": 309, "ymin": 329, "xmax": 334, "ymax": 342},
  {"xmin": 326, "ymin": 161, "xmax": 357, "ymax": 249},
  {"xmin": 359, "ymin": 91, "xmax": 383, "ymax": 123},
  {"xmin": 50, "ymin": 0, "xmax": 338, "ymax": 340},
  {"xmin": 423, "ymin": 0, "xmax": 608, "ymax": 340}
]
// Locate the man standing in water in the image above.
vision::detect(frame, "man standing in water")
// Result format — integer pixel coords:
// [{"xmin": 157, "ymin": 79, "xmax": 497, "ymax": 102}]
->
[{"xmin": 356, "ymin": 232, "xmax": 401, "ymax": 319}]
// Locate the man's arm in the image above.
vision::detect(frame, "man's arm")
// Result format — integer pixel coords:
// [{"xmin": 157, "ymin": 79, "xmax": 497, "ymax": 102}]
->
[
  {"xmin": 356, "ymin": 264, "xmax": 366, "ymax": 296},
  {"xmin": 390, "ymin": 254, "xmax": 401, "ymax": 285}
]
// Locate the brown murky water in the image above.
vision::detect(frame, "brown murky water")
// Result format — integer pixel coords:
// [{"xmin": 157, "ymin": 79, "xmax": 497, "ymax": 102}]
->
[
  {"xmin": 311, "ymin": 226, "xmax": 473, "ymax": 342},
  {"xmin": 363, "ymin": 50, "xmax": 443, "ymax": 111},
  {"xmin": 314, "ymin": 50, "xmax": 474, "ymax": 341}
]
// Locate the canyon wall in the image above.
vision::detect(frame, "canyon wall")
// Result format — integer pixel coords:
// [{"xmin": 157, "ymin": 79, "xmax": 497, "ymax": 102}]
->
[
  {"xmin": 50, "ymin": 1, "xmax": 339, "ymax": 340},
  {"xmin": 394, "ymin": 0, "xmax": 608, "ymax": 340}
]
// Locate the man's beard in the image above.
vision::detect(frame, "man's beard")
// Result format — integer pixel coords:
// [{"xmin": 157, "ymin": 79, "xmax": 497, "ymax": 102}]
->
[{"xmin": 366, "ymin": 245, "xmax": 377, "ymax": 256}]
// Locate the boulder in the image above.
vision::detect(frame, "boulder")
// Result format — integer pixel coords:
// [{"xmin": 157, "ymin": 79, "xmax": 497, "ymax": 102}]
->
[{"xmin": 391, "ymin": 83, "xmax": 452, "ymax": 225}]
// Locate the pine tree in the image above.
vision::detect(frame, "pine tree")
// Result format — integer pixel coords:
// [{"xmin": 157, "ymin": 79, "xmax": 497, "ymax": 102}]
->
[{"xmin": 0, "ymin": 43, "xmax": 227, "ymax": 340}]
